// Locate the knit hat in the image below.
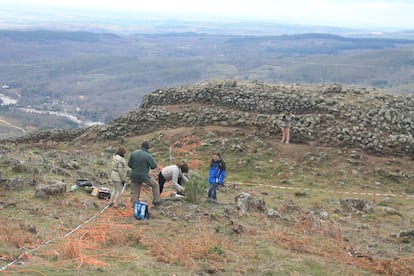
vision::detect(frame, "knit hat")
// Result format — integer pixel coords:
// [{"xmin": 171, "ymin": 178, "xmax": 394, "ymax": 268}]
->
[{"xmin": 141, "ymin": 141, "xmax": 150, "ymax": 150}]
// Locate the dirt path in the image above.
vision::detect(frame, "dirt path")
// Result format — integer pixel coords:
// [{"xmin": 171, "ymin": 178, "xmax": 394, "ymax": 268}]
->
[{"xmin": 0, "ymin": 117, "xmax": 25, "ymax": 133}]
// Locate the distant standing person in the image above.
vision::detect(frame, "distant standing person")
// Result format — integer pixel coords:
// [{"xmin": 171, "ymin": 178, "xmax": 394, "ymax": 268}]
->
[
  {"xmin": 128, "ymin": 141, "xmax": 162, "ymax": 206},
  {"xmin": 109, "ymin": 146, "xmax": 127, "ymax": 208},
  {"xmin": 158, "ymin": 162, "xmax": 189, "ymax": 195},
  {"xmin": 281, "ymin": 108, "xmax": 291, "ymax": 144},
  {"xmin": 208, "ymin": 152, "xmax": 226, "ymax": 201}
]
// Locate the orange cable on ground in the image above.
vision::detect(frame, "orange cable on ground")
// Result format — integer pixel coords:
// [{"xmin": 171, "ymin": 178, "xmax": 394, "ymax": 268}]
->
[{"xmin": 1, "ymin": 182, "xmax": 158, "ymax": 273}]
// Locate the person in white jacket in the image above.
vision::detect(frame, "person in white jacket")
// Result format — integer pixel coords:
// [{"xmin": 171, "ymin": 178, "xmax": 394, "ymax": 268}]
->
[
  {"xmin": 158, "ymin": 162, "xmax": 189, "ymax": 195},
  {"xmin": 281, "ymin": 108, "xmax": 292, "ymax": 144},
  {"xmin": 109, "ymin": 146, "xmax": 127, "ymax": 208}
]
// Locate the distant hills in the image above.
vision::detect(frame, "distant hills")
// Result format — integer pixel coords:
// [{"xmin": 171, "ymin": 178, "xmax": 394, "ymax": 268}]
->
[{"xmin": 0, "ymin": 29, "xmax": 414, "ymax": 135}]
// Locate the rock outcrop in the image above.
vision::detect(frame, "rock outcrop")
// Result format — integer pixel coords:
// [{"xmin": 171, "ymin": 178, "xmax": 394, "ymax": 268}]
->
[{"xmin": 8, "ymin": 80, "xmax": 414, "ymax": 157}]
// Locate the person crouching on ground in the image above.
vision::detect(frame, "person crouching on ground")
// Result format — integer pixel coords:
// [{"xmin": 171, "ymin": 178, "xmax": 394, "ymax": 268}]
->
[
  {"xmin": 109, "ymin": 146, "xmax": 127, "ymax": 208},
  {"xmin": 128, "ymin": 141, "xmax": 162, "ymax": 206},
  {"xmin": 158, "ymin": 162, "xmax": 189, "ymax": 195},
  {"xmin": 208, "ymin": 152, "xmax": 226, "ymax": 201}
]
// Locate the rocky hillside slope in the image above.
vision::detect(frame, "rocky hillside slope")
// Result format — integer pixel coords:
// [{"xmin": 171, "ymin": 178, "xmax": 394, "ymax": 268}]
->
[
  {"xmin": 10, "ymin": 80, "xmax": 413, "ymax": 157},
  {"xmin": 1, "ymin": 80, "xmax": 413, "ymax": 275}
]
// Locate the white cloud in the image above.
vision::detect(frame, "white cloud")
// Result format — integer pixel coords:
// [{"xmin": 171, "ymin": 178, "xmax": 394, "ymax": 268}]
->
[
  {"xmin": 2, "ymin": 0, "xmax": 414, "ymax": 29},
  {"xmin": 353, "ymin": 1, "xmax": 414, "ymax": 10}
]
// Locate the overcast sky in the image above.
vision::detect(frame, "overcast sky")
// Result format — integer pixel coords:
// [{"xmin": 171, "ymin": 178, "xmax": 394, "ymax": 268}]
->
[{"xmin": 2, "ymin": 0, "xmax": 414, "ymax": 30}]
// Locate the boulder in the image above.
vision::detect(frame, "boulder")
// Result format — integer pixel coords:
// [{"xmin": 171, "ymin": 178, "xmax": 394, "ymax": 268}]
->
[{"xmin": 35, "ymin": 181, "xmax": 66, "ymax": 198}]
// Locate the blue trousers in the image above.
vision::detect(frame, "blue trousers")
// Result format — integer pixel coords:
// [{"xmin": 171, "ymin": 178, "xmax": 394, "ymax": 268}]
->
[{"xmin": 208, "ymin": 183, "xmax": 219, "ymax": 200}]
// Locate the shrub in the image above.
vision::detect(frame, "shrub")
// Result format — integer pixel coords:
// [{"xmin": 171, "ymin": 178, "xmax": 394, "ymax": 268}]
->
[{"xmin": 185, "ymin": 172, "xmax": 208, "ymax": 203}]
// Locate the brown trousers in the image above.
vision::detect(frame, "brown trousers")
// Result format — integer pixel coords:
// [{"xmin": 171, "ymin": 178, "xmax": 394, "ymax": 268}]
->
[{"xmin": 131, "ymin": 177, "xmax": 160, "ymax": 204}]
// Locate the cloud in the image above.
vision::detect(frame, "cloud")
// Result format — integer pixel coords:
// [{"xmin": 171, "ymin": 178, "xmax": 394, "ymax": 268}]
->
[
  {"xmin": 353, "ymin": 1, "xmax": 414, "ymax": 10},
  {"xmin": 2, "ymin": 0, "xmax": 414, "ymax": 29}
]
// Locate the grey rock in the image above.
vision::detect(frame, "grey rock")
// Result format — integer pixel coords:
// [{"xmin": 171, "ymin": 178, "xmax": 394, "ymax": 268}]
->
[
  {"xmin": 35, "ymin": 181, "xmax": 67, "ymax": 198},
  {"xmin": 7, "ymin": 80, "xmax": 413, "ymax": 158}
]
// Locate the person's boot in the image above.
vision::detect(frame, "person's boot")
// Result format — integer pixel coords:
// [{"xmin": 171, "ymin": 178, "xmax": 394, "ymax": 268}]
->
[{"xmin": 152, "ymin": 199, "xmax": 166, "ymax": 207}]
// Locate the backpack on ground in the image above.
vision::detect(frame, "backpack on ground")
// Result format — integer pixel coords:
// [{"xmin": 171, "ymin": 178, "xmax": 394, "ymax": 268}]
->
[{"xmin": 134, "ymin": 201, "xmax": 150, "ymax": 220}]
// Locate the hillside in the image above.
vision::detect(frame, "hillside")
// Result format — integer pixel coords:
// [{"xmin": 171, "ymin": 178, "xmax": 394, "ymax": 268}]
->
[
  {"xmin": 12, "ymin": 80, "xmax": 414, "ymax": 157},
  {"xmin": 1, "ymin": 80, "xmax": 413, "ymax": 275},
  {"xmin": 1, "ymin": 30, "xmax": 414, "ymax": 133}
]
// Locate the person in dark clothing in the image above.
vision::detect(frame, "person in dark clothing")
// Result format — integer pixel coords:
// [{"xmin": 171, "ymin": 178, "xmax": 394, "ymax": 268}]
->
[
  {"xmin": 128, "ymin": 141, "xmax": 161, "ymax": 206},
  {"xmin": 208, "ymin": 152, "xmax": 226, "ymax": 201}
]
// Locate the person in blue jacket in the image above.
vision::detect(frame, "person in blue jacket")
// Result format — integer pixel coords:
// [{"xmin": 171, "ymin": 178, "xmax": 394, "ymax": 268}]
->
[{"xmin": 208, "ymin": 152, "xmax": 226, "ymax": 201}]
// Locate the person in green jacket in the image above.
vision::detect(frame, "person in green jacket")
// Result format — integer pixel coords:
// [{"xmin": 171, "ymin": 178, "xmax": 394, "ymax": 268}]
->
[{"xmin": 128, "ymin": 141, "xmax": 162, "ymax": 206}]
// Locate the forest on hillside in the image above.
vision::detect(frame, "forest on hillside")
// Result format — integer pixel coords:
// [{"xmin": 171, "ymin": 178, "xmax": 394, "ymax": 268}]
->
[{"xmin": 1, "ymin": 30, "xmax": 414, "ymax": 133}]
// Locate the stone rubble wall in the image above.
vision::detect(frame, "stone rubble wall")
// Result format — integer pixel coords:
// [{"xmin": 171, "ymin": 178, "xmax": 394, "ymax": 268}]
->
[{"xmin": 8, "ymin": 80, "xmax": 414, "ymax": 157}]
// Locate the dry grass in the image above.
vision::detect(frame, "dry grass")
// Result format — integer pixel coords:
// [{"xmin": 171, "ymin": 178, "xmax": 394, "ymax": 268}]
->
[
  {"xmin": 140, "ymin": 220, "xmax": 231, "ymax": 272},
  {"xmin": 0, "ymin": 220, "xmax": 39, "ymax": 254},
  {"xmin": 1, "ymin": 127, "xmax": 413, "ymax": 275}
]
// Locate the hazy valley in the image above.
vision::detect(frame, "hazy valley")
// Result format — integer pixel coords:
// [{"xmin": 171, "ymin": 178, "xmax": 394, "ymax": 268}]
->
[{"xmin": 1, "ymin": 27, "xmax": 414, "ymax": 137}]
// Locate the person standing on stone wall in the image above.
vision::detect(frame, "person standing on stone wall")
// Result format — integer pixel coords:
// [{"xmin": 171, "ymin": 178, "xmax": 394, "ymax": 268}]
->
[
  {"xmin": 128, "ymin": 141, "xmax": 162, "ymax": 206},
  {"xmin": 281, "ymin": 108, "xmax": 292, "ymax": 144}
]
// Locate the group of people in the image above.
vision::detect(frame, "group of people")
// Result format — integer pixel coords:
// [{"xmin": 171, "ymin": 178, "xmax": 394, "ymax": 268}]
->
[
  {"xmin": 108, "ymin": 109, "xmax": 289, "ymax": 207},
  {"xmin": 109, "ymin": 141, "xmax": 227, "ymax": 208}
]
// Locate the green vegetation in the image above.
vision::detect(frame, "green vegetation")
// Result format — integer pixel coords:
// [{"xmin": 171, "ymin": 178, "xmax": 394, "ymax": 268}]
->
[
  {"xmin": 0, "ymin": 127, "xmax": 413, "ymax": 275},
  {"xmin": 183, "ymin": 173, "xmax": 208, "ymax": 203}
]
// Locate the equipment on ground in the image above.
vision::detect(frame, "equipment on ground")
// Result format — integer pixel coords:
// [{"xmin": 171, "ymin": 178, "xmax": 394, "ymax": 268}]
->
[
  {"xmin": 134, "ymin": 201, "xmax": 150, "ymax": 220},
  {"xmin": 97, "ymin": 187, "xmax": 111, "ymax": 200}
]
